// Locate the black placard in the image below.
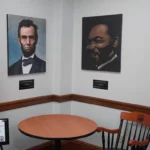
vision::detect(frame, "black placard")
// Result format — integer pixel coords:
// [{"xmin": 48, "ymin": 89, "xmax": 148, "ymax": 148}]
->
[
  {"xmin": 93, "ymin": 80, "xmax": 108, "ymax": 90},
  {"xmin": 19, "ymin": 79, "xmax": 34, "ymax": 90},
  {"xmin": 0, "ymin": 118, "xmax": 9, "ymax": 145}
]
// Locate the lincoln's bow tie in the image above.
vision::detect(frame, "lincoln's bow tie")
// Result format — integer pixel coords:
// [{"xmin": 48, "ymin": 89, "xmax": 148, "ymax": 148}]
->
[{"xmin": 22, "ymin": 58, "xmax": 34, "ymax": 66}]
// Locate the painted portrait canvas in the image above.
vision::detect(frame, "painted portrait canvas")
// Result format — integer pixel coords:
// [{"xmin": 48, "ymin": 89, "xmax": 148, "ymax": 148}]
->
[
  {"xmin": 7, "ymin": 14, "xmax": 46, "ymax": 76},
  {"xmin": 82, "ymin": 14, "xmax": 122, "ymax": 72}
]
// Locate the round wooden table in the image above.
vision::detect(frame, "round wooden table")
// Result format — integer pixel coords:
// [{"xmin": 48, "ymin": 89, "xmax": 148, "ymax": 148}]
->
[{"xmin": 18, "ymin": 114, "xmax": 97, "ymax": 150}]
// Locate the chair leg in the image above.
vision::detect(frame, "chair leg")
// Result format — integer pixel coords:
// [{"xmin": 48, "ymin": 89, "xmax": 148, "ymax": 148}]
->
[
  {"xmin": 131, "ymin": 146, "xmax": 135, "ymax": 150},
  {"xmin": 0, "ymin": 145, "xmax": 3, "ymax": 150}
]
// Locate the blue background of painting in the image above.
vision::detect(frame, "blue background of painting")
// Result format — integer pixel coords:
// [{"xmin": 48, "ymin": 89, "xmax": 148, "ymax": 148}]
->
[{"xmin": 7, "ymin": 14, "xmax": 46, "ymax": 67}]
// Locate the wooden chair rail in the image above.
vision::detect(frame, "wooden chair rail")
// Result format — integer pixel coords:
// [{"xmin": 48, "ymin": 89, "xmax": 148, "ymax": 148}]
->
[{"xmin": 0, "ymin": 94, "xmax": 149, "ymax": 114}]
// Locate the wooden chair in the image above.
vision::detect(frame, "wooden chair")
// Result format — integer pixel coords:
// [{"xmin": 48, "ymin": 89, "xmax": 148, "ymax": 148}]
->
[{"xmin": 97, "ymin": 112, "xmax": 150, "ymax": 150}]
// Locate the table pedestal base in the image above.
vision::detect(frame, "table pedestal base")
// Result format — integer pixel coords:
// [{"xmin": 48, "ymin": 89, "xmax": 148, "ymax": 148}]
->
[{"xmin": 55, "ymin": 139, "xmax": 61, "ymax": 150}]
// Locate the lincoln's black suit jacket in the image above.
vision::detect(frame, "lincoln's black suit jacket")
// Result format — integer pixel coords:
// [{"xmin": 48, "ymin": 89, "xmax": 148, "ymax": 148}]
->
[{"xmin": 8, "ymin": 55, "xmax": 46, "ymax": 75}]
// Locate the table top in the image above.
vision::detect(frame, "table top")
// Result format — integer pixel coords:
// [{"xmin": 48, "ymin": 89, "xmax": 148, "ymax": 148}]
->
[{"xmin": 18, "ymin": 114, "xmax": 97, "ymax": 140}]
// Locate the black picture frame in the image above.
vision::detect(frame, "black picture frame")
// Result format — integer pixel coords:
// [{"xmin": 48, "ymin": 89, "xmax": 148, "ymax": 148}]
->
[
  {"xmin": 7, "ymin": 14, "xmax": 46, "ymax": 76},
  {"xmin": 0, "ymin": 118, "xmax": 9, "ymax": 145},
  {"xmin": 82, "ymin": 14, "xmax": 123, "ymax": 72}
]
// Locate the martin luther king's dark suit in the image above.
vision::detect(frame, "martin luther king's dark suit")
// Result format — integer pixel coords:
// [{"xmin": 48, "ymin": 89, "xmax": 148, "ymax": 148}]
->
[{"xmin": 8, "ymin": 55, "xmax": 46, "ymax": 75}]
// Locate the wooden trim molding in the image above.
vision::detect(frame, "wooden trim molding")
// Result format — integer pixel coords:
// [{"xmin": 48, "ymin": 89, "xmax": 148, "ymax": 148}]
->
[
  {"xmin": 0, "ymin": 95, "xmax": 54, "ymax": 112},
  {"xmin": 27, "ymin": 140, "xmax": 101, "ymax": 150},
  {"xmin": 71, "ymin": 94, "xmax": 150, "ymax": 114},
  {"xmin": 0, "ymin": 94, "xmax": 149, "ymax": 114}
]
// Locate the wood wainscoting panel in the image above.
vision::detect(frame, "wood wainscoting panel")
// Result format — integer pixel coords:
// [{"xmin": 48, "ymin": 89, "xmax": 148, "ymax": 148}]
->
[{"xmin": 27, "ymin": 140, "xmax": 101, "ymax": 150}]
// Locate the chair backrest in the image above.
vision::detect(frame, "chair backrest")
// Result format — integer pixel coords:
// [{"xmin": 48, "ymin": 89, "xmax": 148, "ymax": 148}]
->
[{"xmin": 100, "ymin": 112, "xmax": 150, "ymax": 150}]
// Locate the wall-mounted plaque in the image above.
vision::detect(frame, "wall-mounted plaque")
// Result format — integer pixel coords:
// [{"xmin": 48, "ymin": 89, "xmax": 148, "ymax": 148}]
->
[
  {"xmin": 93, "ymin": 80, "xmax": 108, "ymax": 90},
  {"xmin": 19, "ymin": 79, "xmax": 34, "ymax": 90}
]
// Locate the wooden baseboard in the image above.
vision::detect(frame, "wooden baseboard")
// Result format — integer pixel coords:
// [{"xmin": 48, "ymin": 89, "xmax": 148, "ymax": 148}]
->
[{"xmin": 27, "ymin": 140, "xmax": 101, "ymax": 150}]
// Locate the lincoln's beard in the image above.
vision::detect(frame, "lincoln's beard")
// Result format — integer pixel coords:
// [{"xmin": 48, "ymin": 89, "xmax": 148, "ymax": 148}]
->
[
  {"xmin": 90, "ymin": 44, "xmax": 114, "ymax": 65},
  {"xmin": 21, "ymin": 45, "xmax": 36, "ymax": 57}
]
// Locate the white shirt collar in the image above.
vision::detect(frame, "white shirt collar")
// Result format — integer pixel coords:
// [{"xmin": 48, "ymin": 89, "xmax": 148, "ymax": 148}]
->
[
  {"xmin": 97, "ymin": 54, "xmax": 118, "ymax": 70},
  {"xmin": 22, "ymin": 54, "xmax": 35, "ymax": 74}
]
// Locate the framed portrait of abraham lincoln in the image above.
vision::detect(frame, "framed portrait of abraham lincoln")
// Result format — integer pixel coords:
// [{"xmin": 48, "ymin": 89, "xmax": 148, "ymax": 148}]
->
[
  {"xmin": 7, "ymin": 14, "xmax": 46, "ymax": 76},
  {"xmin": 82, "ymin": 14, "xmax": 122, "ymax": 72}
]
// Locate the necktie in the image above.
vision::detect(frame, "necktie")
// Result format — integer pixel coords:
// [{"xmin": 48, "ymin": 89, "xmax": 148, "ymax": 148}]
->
[{"xmin": 22, "ymin": 58, "xmax": 34, "ymax": 66}]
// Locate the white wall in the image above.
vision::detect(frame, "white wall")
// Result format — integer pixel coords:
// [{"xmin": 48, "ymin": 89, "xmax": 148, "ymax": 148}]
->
[
  {"xmin": 0, "ymin": 0, "xmax": 74, "ymax": 101},
  {"xmin": 0, "ymin": 0, "xmax": 56, "ymax": 101},
  {"xmin": 60, "ymin": 0, "xmax": 74, "ymax": 95},
  {"xmin": 52, "ymin": 0, "xmax": 74, "ymax": 114},
  {"xmin": 1, "ymin": 103, "xmax": 53, "ymax": 150},
  {"xmin": 52, "ymin": 0, "xmax": 74, "ymax": 95},
  {"xmin": 71, "ymin": 102, "xmax": 122, "ymax": 146},
  {"xmin": 72, "ymin": 0, "xmax": 150, "ymax": 105},
  {"xmin": 71, "ymin": 0, "xmax": 150, "ymax": 146},
  {"xmin": 1, "ymin": 0, "xmax": 150, "ymax": 149},
  {"xmin": 0, "ymin": 0, "xmax": 72, "ymax": 149}
]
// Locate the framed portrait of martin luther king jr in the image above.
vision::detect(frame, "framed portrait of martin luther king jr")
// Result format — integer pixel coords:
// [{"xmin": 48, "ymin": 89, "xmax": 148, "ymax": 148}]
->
[
  {"xmin": 7, "ymin": 14, "xmax": 46, "ymax": 76},
  {"xmin": 82, "ymin": 14, "xmax": 122, "ymax": 72}
]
